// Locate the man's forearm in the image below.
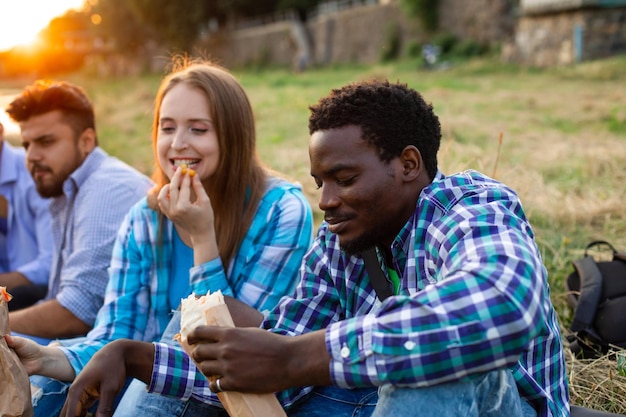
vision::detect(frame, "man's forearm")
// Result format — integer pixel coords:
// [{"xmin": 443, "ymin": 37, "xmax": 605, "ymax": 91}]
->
[
  {"xmin": 0, "ymin": 271, "xmax": 31, "ymax": 290},
  {"xmin": 224, "ymin": 295, "xmax": 264, "ymax": 327},
  {"xmin": 9, "ymin": 299, "xmax": 91, "ymax": 338}
]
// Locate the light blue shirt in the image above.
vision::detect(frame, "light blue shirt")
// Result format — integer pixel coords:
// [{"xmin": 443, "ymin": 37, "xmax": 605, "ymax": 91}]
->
[
  {"xmin": 45, "ymin": 147, "xmax": 152, "ymax": 326},
  {"xmin": 0, "ymin": 141, "xmax": 53, "ymax": 285}
]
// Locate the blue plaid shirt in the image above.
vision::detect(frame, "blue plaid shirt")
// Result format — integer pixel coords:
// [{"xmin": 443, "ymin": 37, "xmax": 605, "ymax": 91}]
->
[
  {"xmin": 150, "ymin": 170, "xmax": 568, "ymax": 417},
  {"xmin": 61, "ymin": 177, "xmax": 313, "ymax": 373}
]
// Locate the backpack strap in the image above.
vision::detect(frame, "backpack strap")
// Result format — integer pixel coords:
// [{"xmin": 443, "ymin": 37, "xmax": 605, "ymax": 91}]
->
[
  {"xmin": 361, "ymin": 247, "xmax": 393, "ymax": 302},
  {"xmin": 614, "ymin": 252, "xmax": 626, "ymax": 263},
  {"xmin": 584, "ymin": 240, "xmax": 617, "ymax": 256},
  {"xmin": 570, "ymin": 256, "xmax": 603, "ymax": 332}
]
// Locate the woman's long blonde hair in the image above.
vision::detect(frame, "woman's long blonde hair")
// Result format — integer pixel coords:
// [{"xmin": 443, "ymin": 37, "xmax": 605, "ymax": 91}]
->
[{"xmin": 148, "ymin": 59, "xmax": 267, "ymax": 270}]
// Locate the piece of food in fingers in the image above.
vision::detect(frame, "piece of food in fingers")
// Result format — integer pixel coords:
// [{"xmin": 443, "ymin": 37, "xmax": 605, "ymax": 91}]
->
[{"xmin": 175, "ymin": 291, "xmax": 287, "ymax": 417}]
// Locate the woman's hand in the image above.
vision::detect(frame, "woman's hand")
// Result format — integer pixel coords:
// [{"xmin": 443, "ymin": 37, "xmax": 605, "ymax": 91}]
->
[
  {"xmin": 157, "ymin": 166, "xmax": 219, "ymax": 264},
  {"xmin": 4, "ymin": 334, "xmax": 44, "ymax": 375},
  {"xmin": 4, "ymin": 334, "xmax": 75, "ymax": 380}
]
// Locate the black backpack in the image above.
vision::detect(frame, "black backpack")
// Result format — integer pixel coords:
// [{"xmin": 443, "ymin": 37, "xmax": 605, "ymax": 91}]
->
[{"xmin": 565, "ymin": 240, "xmax": 626, "ymax": 358}]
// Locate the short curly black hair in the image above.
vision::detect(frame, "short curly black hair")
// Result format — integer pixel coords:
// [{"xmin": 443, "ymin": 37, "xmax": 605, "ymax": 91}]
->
[{"xmin": 308, "ymin": 79, "xmax": 441, "ymax": 180}]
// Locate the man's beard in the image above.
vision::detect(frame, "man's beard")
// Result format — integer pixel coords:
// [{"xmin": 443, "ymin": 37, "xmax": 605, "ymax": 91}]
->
[
  {"xmin": 31, "ymin": 165, "xmax": 66, "ymax": 198},
  {"xmin": 35, "ymin": 177, "xmax": 64, "ymax": 198}
]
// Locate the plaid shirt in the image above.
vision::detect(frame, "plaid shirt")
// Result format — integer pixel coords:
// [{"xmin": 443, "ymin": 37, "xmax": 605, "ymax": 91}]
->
[
  {"xmin": 61, "ymin": 177, "xmax": 313, "ymax": 374},
  {"xmin": 151, "ymin": 170, "xmax": 568, "ymax": 417}
]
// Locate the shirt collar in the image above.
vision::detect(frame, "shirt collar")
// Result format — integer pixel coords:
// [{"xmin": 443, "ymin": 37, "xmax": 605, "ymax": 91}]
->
[{"xmin": 60, "ymin": 146, "xmax": 106, "ymax": 197}]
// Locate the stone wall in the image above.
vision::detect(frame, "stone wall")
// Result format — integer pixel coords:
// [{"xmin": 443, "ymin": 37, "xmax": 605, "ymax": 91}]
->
[
  {"xmin": 438, "ymin": 0, "xmax": 516, "ymax": 45},
  {"xmin": 311, "ymin": 2, "xmax": 423, "ymax": 64},
  {"xmin": 506, "ymin": 6, "xmax": 626, "ymax": 66},
  {"xmin": 198, "ymin": 0, "xmax": 520, "ymax": 70},
  {"xmin": 196, "ymin": 0, "xmax": 624, "ymax": 70},
  {"xmin": 198, "ymin": 2, "xmax": 422, "ymax": 69}
]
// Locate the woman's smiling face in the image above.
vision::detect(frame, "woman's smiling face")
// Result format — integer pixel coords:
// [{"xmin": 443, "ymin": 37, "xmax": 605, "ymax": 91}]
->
[{"xmin": 156, "ymin": 82, "xmax": 220, "ymax": 181}]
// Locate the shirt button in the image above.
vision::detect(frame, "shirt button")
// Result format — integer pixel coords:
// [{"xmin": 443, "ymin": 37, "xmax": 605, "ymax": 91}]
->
[
  {"xmin": 340, "ymin": 346, "xmax": 350, "ymax": 358},
  {"xmin": 404, "ymin": 340, "xmax": 416, "ymax": 350}
]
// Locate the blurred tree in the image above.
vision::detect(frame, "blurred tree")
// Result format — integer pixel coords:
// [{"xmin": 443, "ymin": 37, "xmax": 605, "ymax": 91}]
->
[
  {"xmin": 89, "ymin": 0, "xmax": 326, "ymax": 58},
  {"xmin": 125, "ymin": 0, "xmax": 222, "ymax": 51},
  {"xmin": 217, "ymin": 0, "xmax": 279, "ymax": 19},
  {"xmin": 400, "ymin": 0, "xmax": 439, "ymax": 32},
  {"xmin": 88, "ymin": 0, "xmax": 153, "ymax": 54},
  {"xmin": 34, "ymin": 11, "xmax": 92, "ymax": 74},
  {"xmin": 278, "ymin": 0, "xmax": 322, "ymax": 22}
]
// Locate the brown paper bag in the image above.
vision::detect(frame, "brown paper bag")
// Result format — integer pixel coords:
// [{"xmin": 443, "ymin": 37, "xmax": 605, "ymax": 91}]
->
[
  {"xmin": 0, "ymin": 287, "xmax": 34, "ymax": 417},
  {"xmin": 176, "ymin": 295, "xmax": 286, "ymax": 417}
]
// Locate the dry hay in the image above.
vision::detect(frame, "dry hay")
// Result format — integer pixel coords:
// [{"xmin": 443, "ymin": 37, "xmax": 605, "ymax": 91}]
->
[{"xmin": 566, "ymin": 347, "xmax": 626, "ymax": 414}]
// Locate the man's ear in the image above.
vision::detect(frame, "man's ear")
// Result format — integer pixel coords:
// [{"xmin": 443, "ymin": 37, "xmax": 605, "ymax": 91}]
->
[
  {"xmin": 77, "ymin": 128, "xmax": 97, "ymax": 158},
  {"xmin": 400, "ymin": 145, "xmax": 424, "ymax": 182}
]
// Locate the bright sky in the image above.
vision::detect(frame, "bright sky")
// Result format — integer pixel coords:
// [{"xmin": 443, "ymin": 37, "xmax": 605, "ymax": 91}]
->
[{"xmin": 0, "ymin": 0, "xmax": 86, "ymax": 52}]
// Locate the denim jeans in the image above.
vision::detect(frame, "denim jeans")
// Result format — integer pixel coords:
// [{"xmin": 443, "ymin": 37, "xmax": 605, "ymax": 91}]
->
[
  {"xmin": 113, "ymin": 379, "xmax": 228, "ymax": 417},
  {"xmin": 114, "ymin": 371, "xmax": 534, "ymax": 417},
  {"xmin": 30, "ymin": 336, "xmax": 130, "ymax": 417},
  {"xmin": 30, "ymin": 337, "xmax": 85, "ymax": 417},
  {"xmin": 371, "ymin": 369, "xmax": 537, "ymax": 417},
  {"xmin": 112, "ymin": 309, "xmax": 220, "ymax": 417},
  {"xmin": 287, "ymin": 386, "xmax": 378, "ymax": 417},
  {"xmin": 114, "ymin": 382, "xmax": 376, "ymax": 417}
]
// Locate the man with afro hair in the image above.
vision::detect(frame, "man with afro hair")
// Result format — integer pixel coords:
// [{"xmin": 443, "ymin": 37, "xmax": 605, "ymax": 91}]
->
[{"xmin": 63, "ymin": 79, "xmax": 568, "ymax": 417}]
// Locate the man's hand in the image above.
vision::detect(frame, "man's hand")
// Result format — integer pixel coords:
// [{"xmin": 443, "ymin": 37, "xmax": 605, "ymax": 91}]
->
[
  {"xmin": 188, "ymin": 326, "xmax": 332, "ymax": 393},
  {"xmin": 60, "ymin": 339, "xmax": 155, "ymax": 417}
]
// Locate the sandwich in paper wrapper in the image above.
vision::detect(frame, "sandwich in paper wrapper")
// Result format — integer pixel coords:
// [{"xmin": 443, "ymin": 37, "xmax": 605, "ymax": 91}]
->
[
  {"xmin": 175, "ymin": 291, "xmax": 286, "ymax": 417},
  {"xmin": 1, "ymin": 286, "xmax": 34, "ymax": 417}
]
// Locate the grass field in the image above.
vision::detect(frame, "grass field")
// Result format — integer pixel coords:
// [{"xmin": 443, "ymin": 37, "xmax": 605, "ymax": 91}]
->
[{"xmin": 2, "ymin": 54, "xmax": 626, "ymax": 412}]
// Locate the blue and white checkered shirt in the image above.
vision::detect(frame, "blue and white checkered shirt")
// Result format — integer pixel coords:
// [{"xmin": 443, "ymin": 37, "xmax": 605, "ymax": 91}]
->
[{"xmin": 46, "ymin": 147, "xmax": 152, "ymax": 326}]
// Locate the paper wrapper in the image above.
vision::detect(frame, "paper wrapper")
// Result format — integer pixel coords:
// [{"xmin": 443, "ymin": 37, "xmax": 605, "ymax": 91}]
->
[
  {"xmin": 176, "ymin": 294, "xmax": 286, "ymax": 417},
  {"xmin": 0, "ymin": 287, "xmax": 34, "ymax": 417}
]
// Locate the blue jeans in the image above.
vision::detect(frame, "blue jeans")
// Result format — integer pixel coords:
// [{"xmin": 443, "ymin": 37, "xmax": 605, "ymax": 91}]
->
[
  {"xmin": 114, "ymin": 382, "xmax": 376, "ymax": 417},
  {"xmin": 371, "ymin": 369, "xmax": 537, "ymax": 417},
  {"xmin": 31, "ymin": 376, "xmax": 132, "ymax": 417},
  {"xmin": 113, "ymin": 379, "xmax": 228, "ymax": 417},
  {"xmin": 30, "ymin": 336, "xmax": 130, "ymax": 417},
  {"xmin": 30, "ymin": 337, "xmax": 85, "ymax": 417},
  {"xmin": 287, "ymin": 386, "xmax": 378, "ymax": 417},
  {"xmin": 113, "ymin": 309, "xmax": 219, "ymax": 417},
  {"xmin": 114, "ymin": 371, "xmax": 534, "ymax": 417}
]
